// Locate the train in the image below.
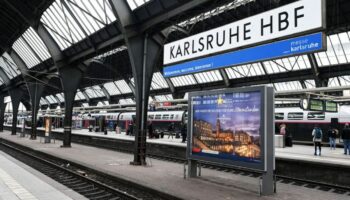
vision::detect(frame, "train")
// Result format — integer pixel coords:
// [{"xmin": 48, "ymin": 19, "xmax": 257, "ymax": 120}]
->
[
  {"xmin": 275, "ymin": 106, "xmax": 350, "ymax": 142},
  {"xmin": 4, "ymin": 105, "xmax": 350, "ymax": 143}
]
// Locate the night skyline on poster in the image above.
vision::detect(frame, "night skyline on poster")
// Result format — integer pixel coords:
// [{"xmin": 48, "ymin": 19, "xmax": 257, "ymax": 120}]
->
[{"xmin": 191, "ymin": 91, "xmax": 262, "ymax": 163}]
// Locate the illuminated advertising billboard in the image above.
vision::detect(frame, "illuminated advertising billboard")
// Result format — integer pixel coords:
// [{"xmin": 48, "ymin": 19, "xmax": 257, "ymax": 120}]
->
[{"xmin": 187, "ymin": 86, "xmax": 274, "ymax": 171}]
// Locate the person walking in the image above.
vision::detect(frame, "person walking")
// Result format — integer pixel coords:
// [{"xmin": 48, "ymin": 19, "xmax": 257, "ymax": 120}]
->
[
  {"xmin": 342, "ymin": 123, "xmax": 350, "ymax": 155},
  {"xmin": 328, "ymin": 127, "xmax": 337, "ymax": 150},
  {"xmin": 312, "ymin": 125, "xmax": 323, "ymax": 156}
]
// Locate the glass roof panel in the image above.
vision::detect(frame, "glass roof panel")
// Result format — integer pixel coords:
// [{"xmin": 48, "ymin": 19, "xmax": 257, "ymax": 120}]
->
[
  {"xmin": 0, "ymin": 53, "xmax": 21, "ymax": 79},
  {"xmin": 21, "ymin": 27, "xmax": 51, "ymax": 62},
  {"xmin": 338, "ymin": 76, "xmax": 350, "ymax": 86},
  {"xmin": 170, "ymin": 75, "xmax": 196, "ymax": 87},
  {"xmin": 126, "ymin": 0, "xmax": 151, "ymax": 10},
  {"xmin": 46, "ymin": 95, "xmax": 57, "ymax": 104},
  {"xmin": 316, "ymin": 32, "xmax": 350, "ymax": 67},
  {"xmin": 0, "ymin": 76, "xmax": 4, "ymax": 85},
  {"xmin": 56, "ymin": 93, "xmax": 65, "ymax": 102},
  {"xmin": 304, "ymin": 80, "xmax": 316, "ymax": 89},
  {"xmin": 41, "ymin": 0, "xmax": 88, "ymax": 50},
  {"xmin": 75, "ymin": 90, "xmax": 86, "ymax": 100},
  {"xmin": 40, "ymin": 97, "xmax": 48, "ymax": 105},
  {"xmin": 119, "ymin": 98, "xmax": 135, "ymax": 104},
  {"xmin": 194, "ymin": 70, "xmax": 223, "ymax": 84},
  {"xmin": 263, "ymin": 55, "xmax": 310, "ymax": 74},
  {"xmin": 82, "ymin": 103, "xmax": 89, "ymax": 107},
  {"xmin": 85, "ymin": 86, "xmax": 105, "ymax": 98},
  {"xmin": 154, "ymin": 94, "xmax": 173, "ymax": 101},
  {"xmin": 328, "ymin": 77, "xmax": 340, "ymax": 87},
  {"xmin": 103, "ymin": 82, "xmax": 121, "ymax": 95},
  {"xmin": 151, "ymin": 72, "xmax": 169, "ymax": 90},
  {"xmin": 273, "ymin": 81, "xmax": 303, "ymax": 91},
  {"xmin": 12, "ymin": 36, "xmax": 41, "ymax": 69},
  {"xmin": 41, "ymin": 0, "xmax": 116, "ymax": 50},
  {"xmin": 226, "ymin": 63, "xmax": 265, "ymax": 79},
  {"xmin": 115, "ymin": 80, "xmax": 132, "ymax": 94},
  {"xmin": 65, "ymin": 0, "xmax": 117, "ymax": 35}
]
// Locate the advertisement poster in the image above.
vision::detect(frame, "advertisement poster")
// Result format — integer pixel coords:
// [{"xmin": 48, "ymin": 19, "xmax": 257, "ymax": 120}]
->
[
  {"xmin": 191, "ymin": 91, "xmax": 261, "ymax": 163},
  {"xmin": 45, "ymin": 117, "xmax": 51, "ymax": 137}
]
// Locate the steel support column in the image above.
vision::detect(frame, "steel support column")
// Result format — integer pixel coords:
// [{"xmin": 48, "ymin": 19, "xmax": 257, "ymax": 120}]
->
[
  {"xmin": 10, "ymin": 50, "xmax": 47, "ymax": 140},
  {"xmin": 9, "ymin": 89, "xmax": 24, "ymax": 135},
  {"xmin": 0, "ymin": 95, "xmax": 6, "ymax": 132},
  {"xmin": 27, "ymin": 98, "xmax": 38, "ymax": 133},
  {"xmin": 60, "ymin": 66, "xmax": 85, "ymax": 147},
  {"xmin": 127, "ymin": 35, "xmax": 163, "ymax": 165}
]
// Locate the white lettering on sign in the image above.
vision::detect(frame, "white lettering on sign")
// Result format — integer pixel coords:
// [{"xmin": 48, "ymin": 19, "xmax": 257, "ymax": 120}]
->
[{"xmin": 164, "ymin": 0, "xmax": 325, "ymax": 65}]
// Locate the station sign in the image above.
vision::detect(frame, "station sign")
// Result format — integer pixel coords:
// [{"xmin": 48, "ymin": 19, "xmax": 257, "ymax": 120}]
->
[
  {"xmin": 164, "ymin": 32, "xmax": 325, "ymax": 78},
  {"xmin": 164, "ymin": 0, "xmax": 325, "ymax": 65},
  {"xmin": 187, "ymin": 86, "xmax": 274, "ymax": 172}
]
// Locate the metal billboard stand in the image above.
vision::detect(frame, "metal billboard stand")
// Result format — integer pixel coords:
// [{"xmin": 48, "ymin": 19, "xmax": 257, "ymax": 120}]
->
[{"xmin": 186, "ymin": 86, "xmax": 275, "ymax": 196}]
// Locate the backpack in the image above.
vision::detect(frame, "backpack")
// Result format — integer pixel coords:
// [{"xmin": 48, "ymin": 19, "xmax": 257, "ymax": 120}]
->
[{"xmin": 315, "ymin": 128, "xmax": 322, "ymax": 139}]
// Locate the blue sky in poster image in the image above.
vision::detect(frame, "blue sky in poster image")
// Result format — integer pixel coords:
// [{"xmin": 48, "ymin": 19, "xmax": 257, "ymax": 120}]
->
[{"xmin": 193, "ymin": 91, "xmax": 261, "ymax": 136}]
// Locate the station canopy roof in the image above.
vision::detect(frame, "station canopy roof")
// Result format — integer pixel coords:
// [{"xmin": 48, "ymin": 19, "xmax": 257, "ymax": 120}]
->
[{"xmin": 0, "ymin": 0, "xmax": 350, "ymax": 108}]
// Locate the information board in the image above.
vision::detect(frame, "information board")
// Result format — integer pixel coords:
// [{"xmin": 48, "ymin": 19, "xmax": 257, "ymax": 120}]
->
[
  {"xmin": 309, "ymin": 99, "xmax": 324, "ymax": 111},
  {"xmin": 325, "ymin": 101, "xmax": 337, "ymax": 112},
  {"xmin": 187, "ymin": 86, "xmax": 274, "ymax": 171}
]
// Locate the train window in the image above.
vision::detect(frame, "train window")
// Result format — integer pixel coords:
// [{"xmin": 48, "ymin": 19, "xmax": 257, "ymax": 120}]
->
[
  {"xmin": 307, "ymin": 112, "xmax": 325, "ymax": 120},
  {"xmin": 163, "ymin": 114, "xmax": 170, "ymax": 120},
  {"xmin": 120, "ymin": 115, "xmax": 123, "ymax": 120},
  {"xmin": 155, "ymin": 114, "xmax": 161, "ymax": 119},
  {"xmin": 170, "ymin": 114, "xmax": 174, "ymax": 119},
  {"xmin": 287, "ymin": 112, "xmax": 303, "ymax": 120},
  {"xmin": 149, "ymin": 115, "xmax": 154, "ymax": 119},
  {"xmin": 275, "ymin": 113, "xmax": 284, "ymax": 120}
]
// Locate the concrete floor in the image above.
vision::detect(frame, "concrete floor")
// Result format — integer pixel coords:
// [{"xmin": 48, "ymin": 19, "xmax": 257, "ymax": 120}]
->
[{"xmin": 1, "ymin": 131, "xmax": 349, "ymax": 200}]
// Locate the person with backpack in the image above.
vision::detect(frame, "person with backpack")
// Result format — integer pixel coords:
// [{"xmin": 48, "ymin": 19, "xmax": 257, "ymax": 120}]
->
[
  {"xmin": 327, "ymin": 127, "xmax": 337, "ymax": 150},
  {"xmin": 342, "ymin": 123, "xmax": 350, "ymax": 155},
  {"xmin": 312, "ymin": 124, "xmax": 323, "ymax": 156}
]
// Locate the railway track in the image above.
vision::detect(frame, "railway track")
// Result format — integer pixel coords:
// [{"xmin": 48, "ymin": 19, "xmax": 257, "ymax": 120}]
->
[{"xmin": 0, "ymin": 140, "xmax": 179, "ymax": 200}]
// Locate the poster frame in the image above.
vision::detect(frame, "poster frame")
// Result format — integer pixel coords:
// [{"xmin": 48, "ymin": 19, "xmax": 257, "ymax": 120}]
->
[{"xmin": 186, "ymin": 85, "xmax": 274, "ymax": 172}]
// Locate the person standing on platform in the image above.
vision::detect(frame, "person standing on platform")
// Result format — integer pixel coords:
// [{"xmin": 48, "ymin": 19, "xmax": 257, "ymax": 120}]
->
[
  {"xmin": 181, "ymin": 123, "xmax": 187, "ymax": 143},
  {"xmin": 312, "ymin": 124, "xmax": 323, "ymax": 156},
  {"xmin": 328, "ymin": 127, "xmax": 337, "ymax": 150},
  {"xmin": 341, "ymin": 123, "xmax": 350, "ymax": 155},
  {"xmin": 148, "ymin": 122, "xmax": 153, "ymax": 139},
  {"xmin": 279, "ymin": 124, "xmax": 286, "ymax": 135}
]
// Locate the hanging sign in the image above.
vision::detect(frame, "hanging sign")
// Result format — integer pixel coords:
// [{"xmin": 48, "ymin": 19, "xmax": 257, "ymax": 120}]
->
[{"xmin": 164, "ymin": 0, "xmax": 325, "ymax": 65}]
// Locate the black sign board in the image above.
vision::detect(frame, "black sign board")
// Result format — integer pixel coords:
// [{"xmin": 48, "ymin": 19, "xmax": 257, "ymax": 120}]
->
[
  {"xmin": 309, "ymin": 99, "xmax": 324, "ymax": 111},
  {"xmin": 325, "ymin": 101, "xmax": 337, "ymax": 112}
]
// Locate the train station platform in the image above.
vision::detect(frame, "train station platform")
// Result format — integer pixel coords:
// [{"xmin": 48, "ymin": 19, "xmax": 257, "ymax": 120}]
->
[
  {"xmin": 30, "ymin": 126, "xmax": 350, "ymax": 167},
  {"xmin": 1, "ymin": 131, "xmax": 349, "ymax": 200},
  {"xmin": 0, "ymin": 149, "xmax": 86, "ymax": 200}
]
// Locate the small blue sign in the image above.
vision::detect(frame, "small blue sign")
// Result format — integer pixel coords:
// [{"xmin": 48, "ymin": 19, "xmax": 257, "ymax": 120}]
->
[{"xmin": 163, "ymin": 32, "xmax": 324, "ymax": 78}]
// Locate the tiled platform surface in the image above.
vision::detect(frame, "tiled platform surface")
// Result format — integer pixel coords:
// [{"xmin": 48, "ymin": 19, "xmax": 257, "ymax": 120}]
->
[
  {"xmin": 1, "ymin": 131, "xmax": 349, "ymax": 200},
  {"xmin": 0, "ymin": 150, "xmax": 86, "ymax": 200}
]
